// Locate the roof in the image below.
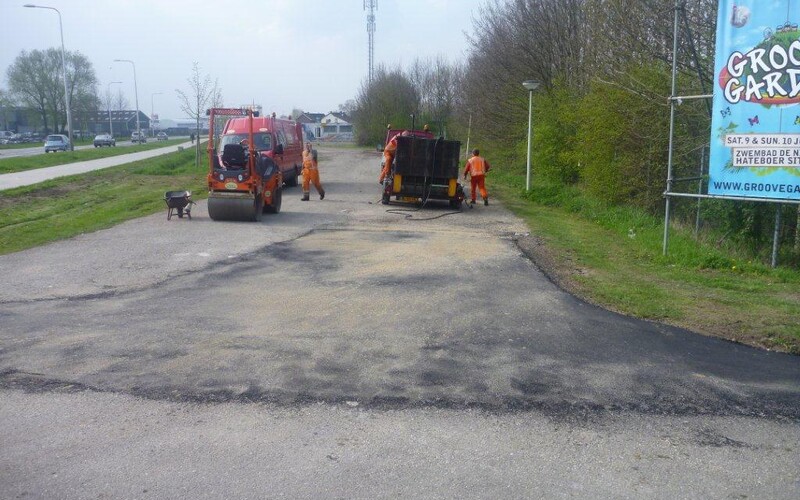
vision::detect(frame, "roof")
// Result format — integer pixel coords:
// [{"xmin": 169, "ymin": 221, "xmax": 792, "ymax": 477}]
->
[
  {"xmin": 89, "ymin": 110, "xmax": 150, "ymax": 122},
  {"xmin": 297, "ymin": 112, "xmax": 326, "ymax": 123},
  {"xmin": 322, "ymin": 112, "xmax": 352, "ymax": 125}
]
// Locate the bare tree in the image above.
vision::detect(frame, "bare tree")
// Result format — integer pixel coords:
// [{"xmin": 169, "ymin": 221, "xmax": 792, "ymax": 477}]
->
[
  {"xmin": 112, "ymin": 89, "xmax": 129, "ymax": 112},
  {"xmin": 176, "ymin": 62, "xmax": 222, "ymax": 167}
]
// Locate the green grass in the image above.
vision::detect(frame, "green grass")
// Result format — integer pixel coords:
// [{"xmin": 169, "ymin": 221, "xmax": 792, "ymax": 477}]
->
[
  {"xmin": 490, "ymin": 168, "xmax": 800, "ymax": 354},
  {"xmin": 0, "ymin": 139, "xmax": 187, "ymax": 174},
  {"xmin": 0, "ymin": 148, "xmax": 207, "ymax": 255}
]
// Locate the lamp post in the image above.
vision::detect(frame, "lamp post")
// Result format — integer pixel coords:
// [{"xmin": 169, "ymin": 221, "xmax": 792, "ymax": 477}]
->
[
  {"xmin": 106, "ymin": 81, "xmax": 121, "ymax": 137},
  {"xmin": 24, "ymin": 4, "xmax": 73, "ymax": 150},
  {"xmin": 522, "ymin": 79, "xmax": 540, "ymax": 192},
  {"xmin": 114, "ymin": 59, "xmax": 140, "ymax": 142},
  {"xmin": 150, "ymin": 92, "xmax": 162, "ymax": 137}
]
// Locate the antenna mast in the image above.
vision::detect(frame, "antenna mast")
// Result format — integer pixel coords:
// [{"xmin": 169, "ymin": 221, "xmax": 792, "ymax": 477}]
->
[{"xmin": 364, "ymin": 0, "xmax": 377, "ymax": 83}]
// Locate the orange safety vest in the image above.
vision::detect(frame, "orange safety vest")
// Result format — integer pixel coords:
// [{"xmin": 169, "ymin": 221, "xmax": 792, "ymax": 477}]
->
[
  {"xmin": 466, "ymin": 156, "xmax": 488, "ymax": 177},
  {"xmin": 302, "ymin": 149, "xmax": 317, "ymax": 169},
  {"xmin": 383, "ymin": 135, "xmax": 399, "ymax": 161}
]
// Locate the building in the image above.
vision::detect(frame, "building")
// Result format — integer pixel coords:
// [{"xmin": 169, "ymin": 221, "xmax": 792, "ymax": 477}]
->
[
  {"xmin": 296, "ymin": 112, "xmax": 325, "ymax": 141},
  {"xmin": 296, "ymin": 112, "xmax": 354, "ymax": 142},
  {"xmin": 320, "ymin": 112, "xmax": 353, "ymax": 141},
  {"xmin": 88, "ymin": 110, "xmax": 151, "ymax": 137}
]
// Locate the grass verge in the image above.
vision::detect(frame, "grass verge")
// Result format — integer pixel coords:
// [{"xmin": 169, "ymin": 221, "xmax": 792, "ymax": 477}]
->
[
  {"xmin": 0, "ymin": 148, "xmax": 206, "ymax": 255},
  {"xmin": 490, "ymin": 168, "xmax": 800, "ymax": 354},
  {"xmin": 0, "ymin": 139, "xmax": 187, "ymax": 174}
]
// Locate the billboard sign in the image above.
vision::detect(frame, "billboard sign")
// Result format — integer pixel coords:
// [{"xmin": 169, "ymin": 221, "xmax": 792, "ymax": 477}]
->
[{"xmin": 709, "ymin": 0, "xmax": 800, "ymax": 200}]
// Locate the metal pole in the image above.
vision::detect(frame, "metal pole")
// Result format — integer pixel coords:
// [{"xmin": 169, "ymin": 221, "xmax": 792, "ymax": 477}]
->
[
  {"xmin": 663, "ymin": 0, "xmax": 681, "ymax": 255},
  {"xmin": 24, "ymin": 5, "xmax": 73, "ymax": 149},
  {"xmin": 107, "ymin": 81, "xmax": 121, "ymax": 136},
  {"xmin": 115, "ymin": 59, "xmax": 140, "ymax": 142},
  {"xmin": 151, "ymin": 92, "xmax": 162, "ymax": 137},
  {"xmin": 771, "ymin": 205, "xmax": 782, "ymax": 268},
  {"xmin": 525, "ymin": 89, "xmax": 533, "ymax": 191}
]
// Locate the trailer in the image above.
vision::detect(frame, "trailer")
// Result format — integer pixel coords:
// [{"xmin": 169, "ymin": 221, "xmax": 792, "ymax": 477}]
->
[{"xmin": 382, "ymin": 135, "xmax": 465, "ymax": 209}]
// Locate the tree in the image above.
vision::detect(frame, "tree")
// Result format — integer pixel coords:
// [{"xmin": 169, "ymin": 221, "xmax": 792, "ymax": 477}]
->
[
  {"xmin": 111, "ymin": 89, "xmax": 129, "ymax": 112},
  {"xmin": 176, "ymin": 62, "xmax": 222, "ymax": 167},
  {"xmin": 6, "ymin": 48, "xmax": 97, "ymax": 135},
  {"xmin": 0, "ymin": 89, "xmax": 15, "ymax": 130},
  {"xmin": 351, "ymin": 65, "xmax": 419, "ymax": 145}
]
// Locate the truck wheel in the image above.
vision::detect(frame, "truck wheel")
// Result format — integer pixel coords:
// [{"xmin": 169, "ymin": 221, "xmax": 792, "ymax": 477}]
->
[
  {"xmin": 285, "ymin": 166, "xmax": 299, "ymax": 187},
  {"xmin": 264, "ymin": 187, "xmax": 282, "ymax": 214}
]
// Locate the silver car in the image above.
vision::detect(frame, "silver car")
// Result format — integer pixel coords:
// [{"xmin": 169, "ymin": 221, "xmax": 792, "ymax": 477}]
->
[
  {"xmin": 44, "ymin": 134, "xmax": 71, "ymax": 153},
  {"xmin": 93, "ymin": 134, "xmax": 116, "ymax": 147}
]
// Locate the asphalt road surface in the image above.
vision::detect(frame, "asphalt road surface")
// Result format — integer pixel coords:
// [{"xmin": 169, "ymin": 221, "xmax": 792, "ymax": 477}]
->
[
  {"xmin": 1, "ymin": 145, "xmax": 798, "ymax": 498},
  {"xmin": 0, "ymin": 136, "xmax": 189, "ymax": 159},
  {"xmin": 0, "ymin": 139, "xmax": 196, "ymax": 191}
]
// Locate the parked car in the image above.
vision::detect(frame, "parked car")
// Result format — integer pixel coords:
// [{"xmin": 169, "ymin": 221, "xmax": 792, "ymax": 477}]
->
[
  {"xmin": 156, "ymin": 132, "xmax": 168, "ymax": 141},
  {"xmin": 131, "ymin": 131, "xmax": 147, "ymax": 143},
  {"xmin": 93, "ymin": 134, "xmax": 116, "ymax": 147},
  {"xmin": 44, "ymin": 134, "xmax": 71, "ymax": 153}
]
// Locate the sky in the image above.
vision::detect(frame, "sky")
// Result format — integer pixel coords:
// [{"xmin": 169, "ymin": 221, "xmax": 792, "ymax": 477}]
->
[{"xmin": 0, "ymin": 0, "xmax": 487, "ymax": 120}]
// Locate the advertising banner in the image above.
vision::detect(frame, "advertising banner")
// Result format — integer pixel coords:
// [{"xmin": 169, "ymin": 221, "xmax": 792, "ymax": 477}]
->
[{"xmin": 709, "ymin": 0, "xmax": 800, "ymax": 200}]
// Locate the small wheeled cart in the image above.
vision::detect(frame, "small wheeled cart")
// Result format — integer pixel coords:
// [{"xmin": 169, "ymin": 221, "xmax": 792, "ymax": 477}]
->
[{"xmin": 164, "ymin": 190, "xmax": 195, "ymax": 220}]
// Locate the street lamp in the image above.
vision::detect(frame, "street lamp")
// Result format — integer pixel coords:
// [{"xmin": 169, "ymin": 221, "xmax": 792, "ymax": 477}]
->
[
  {"xmin": 24, "ymin": 4, "xmax": 74, "ymax": 150},
  {"xmin": 522, "ymin": 79, "xmax": 540, "ymax": 191},
  {"xmin": 150, "ymin": 92, "xmax": 162, "ymax": 137},
  {"xmin": 107, "ymin": 81, "xmax": 121, "ymax": 137},
  {"xmin": 113, "ymin": 59, "xmax": 140, "ymax": 142}
]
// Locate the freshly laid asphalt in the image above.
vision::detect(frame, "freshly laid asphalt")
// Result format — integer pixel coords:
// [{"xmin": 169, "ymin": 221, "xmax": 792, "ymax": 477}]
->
[{"xmin": 0, "ymin": 145, "xmax": 798, "ymax": 498}]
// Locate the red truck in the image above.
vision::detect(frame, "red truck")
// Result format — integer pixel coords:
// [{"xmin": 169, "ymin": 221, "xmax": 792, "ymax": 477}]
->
[{"xmin": 217, "ymin": 113, "xmax": 304, "ymax": 187}]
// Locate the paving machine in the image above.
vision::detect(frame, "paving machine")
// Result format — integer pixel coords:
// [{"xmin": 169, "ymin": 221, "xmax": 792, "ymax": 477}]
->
[
  {"xmin": 206, "ymin": 107, "xmax": 282, "ymax": 221},
  {"xmin": 382, "ymin": 132, "xmax": 464, "ymax": 208}
]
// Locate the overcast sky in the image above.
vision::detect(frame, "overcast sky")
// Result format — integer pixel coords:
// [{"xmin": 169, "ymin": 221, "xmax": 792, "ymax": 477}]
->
[{"xmin": 0, "ymin": 0, "xmax": 486, "ymax": 120}]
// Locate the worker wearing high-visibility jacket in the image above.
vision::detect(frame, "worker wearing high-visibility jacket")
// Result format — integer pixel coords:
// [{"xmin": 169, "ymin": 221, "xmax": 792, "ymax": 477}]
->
[
  {"xmin": 378, "ymin": 130, "xmax": 411, "ymax": 184},
  {"xmin": 463, "ymin": 149, "xmax": 492, "ymax": 206},
  {"xmin": 301, "ymin": 142, "xmax": 325, "ymax": 201}
]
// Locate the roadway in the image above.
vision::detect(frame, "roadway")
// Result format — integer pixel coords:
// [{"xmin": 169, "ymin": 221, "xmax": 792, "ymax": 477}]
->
[
  {"xmin": 0, "ymin": 135, "xmax": 190, "ymax": 159},
  {"xmin": 0, "ymin": 138, "xmax": 199, "ymax": 191},
  {"xmin": 0, "ymin": 145, "xmax": 798, "ymax": 498}
]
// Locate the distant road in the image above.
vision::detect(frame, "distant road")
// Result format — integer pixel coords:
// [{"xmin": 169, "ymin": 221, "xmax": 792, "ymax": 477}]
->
[
  {"xmin": 0, "ymin": 139, "xmax": 200, "ymax": 191},
  {"xmin": 0, "ymin": 136, "xmax": 189, "ymax": 159}
]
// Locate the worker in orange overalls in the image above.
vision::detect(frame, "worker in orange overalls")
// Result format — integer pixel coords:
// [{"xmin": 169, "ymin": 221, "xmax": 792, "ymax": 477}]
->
[
  {"xmin": 463, "ymin": 148, "xmax": 492, "ymax": 206},
  {"xmin": 378, "ymin": 130, "xmax": 411, "ymax": 184},
  {"xmin": 301, "ymin": 142, "xmax": 325, "ymax": 201}
]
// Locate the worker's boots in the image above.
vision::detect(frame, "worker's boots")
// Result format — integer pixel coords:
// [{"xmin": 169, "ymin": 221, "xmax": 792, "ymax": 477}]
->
[
  {"xmin": 320, "ymin": 189, "xmax": 325, "ymax": 200},
  {"xmin": 484, "ymin": 197, "xmax": 489, "ymax": 206},
  {"xmin": 301, "ymin": 192, "xmax": 310, "ymax": 201}
]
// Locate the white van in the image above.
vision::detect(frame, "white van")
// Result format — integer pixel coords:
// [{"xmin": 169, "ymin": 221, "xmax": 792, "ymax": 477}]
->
[{"xmin": 131, "ymin": 131, "xmax": 147, "ymax": 143}]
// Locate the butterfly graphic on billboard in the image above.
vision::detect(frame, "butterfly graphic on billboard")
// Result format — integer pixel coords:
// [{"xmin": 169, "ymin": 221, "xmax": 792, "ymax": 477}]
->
[
  {"xmin": 720, "ymin": 107, "xmax": 731, "ymax": 118},
  {"xmin": 748, "ymin": 115, "xmax": 759, "ymax": 126}
]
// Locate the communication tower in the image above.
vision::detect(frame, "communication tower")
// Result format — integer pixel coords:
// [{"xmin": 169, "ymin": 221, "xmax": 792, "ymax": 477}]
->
[{"xmin": 364, "ymin": 0, "xmax": 377, "ymax": 83}]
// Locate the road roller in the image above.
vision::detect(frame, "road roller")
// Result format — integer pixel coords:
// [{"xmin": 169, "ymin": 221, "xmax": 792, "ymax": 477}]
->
[{"xmin": 206, "ymin": 107, "xmax": 283, "ymax": 221}]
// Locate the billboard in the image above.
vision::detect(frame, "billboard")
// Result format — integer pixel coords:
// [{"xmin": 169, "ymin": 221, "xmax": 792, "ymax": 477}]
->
[{"xmin": 708, "ymin": 0, "xmax": 800, "ymax": 200}]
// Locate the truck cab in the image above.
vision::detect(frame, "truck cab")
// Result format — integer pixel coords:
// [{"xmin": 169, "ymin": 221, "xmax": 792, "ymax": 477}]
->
[{"xmin": 219, "ymin": 114, "xmax": 303, "ymax": 187}]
